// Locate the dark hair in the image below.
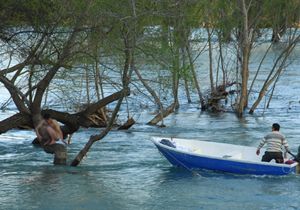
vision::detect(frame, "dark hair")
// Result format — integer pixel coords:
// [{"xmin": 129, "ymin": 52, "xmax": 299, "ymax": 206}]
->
[
  {"xmin": 272, "ymin": 123, "xmax": 280, "ymax": 131},
  {"xmin": 43, "ymin": 113, "xmax": 51, "ymax": 120}
]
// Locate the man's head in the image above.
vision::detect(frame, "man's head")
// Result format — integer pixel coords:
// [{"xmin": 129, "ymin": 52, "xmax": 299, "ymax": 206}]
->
[
  {"xmin": 43, "ymin": 113, "xmax": 51, "ymax": 120},
  {"xmin": 272, "ymin": 123, "xmax": 280, "ymax": 131}
]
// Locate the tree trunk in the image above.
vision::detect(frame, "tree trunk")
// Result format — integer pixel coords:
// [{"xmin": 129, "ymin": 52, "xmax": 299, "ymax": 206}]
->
[
  {"xmin": 182, "ymin": 47, "xmax": 191, "ymax": 103},
  {"xmin": 186, "ymin": 44, "xmax": 206, "ymax": 110},
  {"xmin": 248, "ymin": 43, "xmax": 273, "ymax": 98},
  {"xmin": 249, "ymin": 39, "xmax": 298, "ymax": 114},
  {"xmin": 71, "ymin": 0, "xmax": 137, "ymax": 165},
  {"xmin": 133, "ymin": 66, "xmax": 165, "ymax": 126},
  {"xmin": 85, "ymin": 65, "xmax": 90, "ymax": 104},
  {"xmin": 118, "ymin": 117, "xmax": 135, "ymax": 130},
  {"xmin": 207, "ymin": 27, "xmax": 215, "ymax": 92},
  {"xmin": 147, "ymin": 103, "xmax": 176, "ymax": 126},
  {"xmin": 71, "ymin": 91, "xmax": 126, "ymax": 166},
  {"xmin": 172, "ymin": 47, "xmax": 180, "ymax": 110},
  {"xmin": 237, "ymin": 0, "xmax": 251, "ymax": 117},
  {"xmin": 0, "ymin": 89, "xmax": 129, "ymax": 137}
]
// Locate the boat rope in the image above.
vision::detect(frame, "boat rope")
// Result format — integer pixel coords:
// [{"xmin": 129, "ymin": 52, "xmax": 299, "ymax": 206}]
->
[{"xmin": 163, "ymin": 148, "xmax": 201, "ymax": 177}]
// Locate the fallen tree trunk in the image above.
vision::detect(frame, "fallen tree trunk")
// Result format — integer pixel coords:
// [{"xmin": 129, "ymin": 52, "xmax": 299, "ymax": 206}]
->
[
  {"xmin": 147, "ymin": 103, "xmax": 176, "ymax": 126},
  {"xmin": 0, "ymin": 89, "xmax": 130, "ymax": 137},
  {"xmin": 118, "ymin": 117, "xmax": 135, "ymax": 130},
  {"xmin": 0, "ymin": 113, "xmax": 32, "ymax": 134}
]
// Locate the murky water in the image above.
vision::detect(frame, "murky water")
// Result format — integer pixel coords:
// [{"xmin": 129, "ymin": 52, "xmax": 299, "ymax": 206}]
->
[
  {"xmin": 1, "ymin": 42, "xmax": 300, "ymax": 209},
  {"xmin": 1, "ymin": 109, "xmax": 300, "ymax": 210}
]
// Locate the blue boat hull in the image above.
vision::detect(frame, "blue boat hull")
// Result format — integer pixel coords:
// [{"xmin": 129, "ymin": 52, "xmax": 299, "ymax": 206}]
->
[{"xmin": 155, "ymin": 144, "xmax": 297, "ymax": 176}]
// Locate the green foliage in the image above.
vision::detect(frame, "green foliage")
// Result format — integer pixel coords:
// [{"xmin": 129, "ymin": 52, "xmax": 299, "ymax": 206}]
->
[
  {"xmin": 1, "ymin": 0, "xmax": 300, "ymax": 108},
  {"xmin": 260, "ymin": 0, "xmax": 300, "ymax": 28}
]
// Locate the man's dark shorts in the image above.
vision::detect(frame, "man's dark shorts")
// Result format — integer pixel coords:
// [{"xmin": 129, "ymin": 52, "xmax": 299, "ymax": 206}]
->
[{"xmin": 262, "ymin": 151, "xmax": 283, "ymax": 163}]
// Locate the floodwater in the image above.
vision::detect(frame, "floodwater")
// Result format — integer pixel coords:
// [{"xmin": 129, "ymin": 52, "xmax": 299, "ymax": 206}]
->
[
  {"xmin": 1, "ymin": 109, "xmax": 300, "ymax": 210},
  {"xmin": 1, "ymin": 42, "xmax": 300, "ymax": 209}
]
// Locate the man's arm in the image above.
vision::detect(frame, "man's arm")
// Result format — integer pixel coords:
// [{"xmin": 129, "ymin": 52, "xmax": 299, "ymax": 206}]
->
[
  {"xmin": 256, "ymin": 137, "xmax": 266, "ymax": 155},
  {"xmin": 282, "ymin": 137, "xmax": 290, "ymax": 153}
]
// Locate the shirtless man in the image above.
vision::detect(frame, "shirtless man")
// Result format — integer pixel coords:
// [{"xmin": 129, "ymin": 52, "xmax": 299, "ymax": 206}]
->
[
  {"xmin": 35, "ymin": 114, "xmax": 66, "ymax": 145},
  {"xmin": 35, "ymin": 118, "xmax": 58, "ymax": 145},
  {"xmin": 43, "ymin": 114, "xmax": 64, "ymax": 141},
  {"xmin": 35, "ymin": 114, "xmax": 67, "ymax": 165}
]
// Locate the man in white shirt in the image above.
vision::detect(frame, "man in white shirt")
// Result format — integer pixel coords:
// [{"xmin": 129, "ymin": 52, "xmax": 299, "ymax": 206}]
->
[{"xmin": 256, "ymin": 123, "xmax": 290, "ymax": 163}]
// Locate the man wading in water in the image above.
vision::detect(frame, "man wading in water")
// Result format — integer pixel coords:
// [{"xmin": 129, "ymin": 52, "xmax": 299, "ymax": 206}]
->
[{"xmin": 35, "ymin": 114, "xmax": 67, "ymax": 164}]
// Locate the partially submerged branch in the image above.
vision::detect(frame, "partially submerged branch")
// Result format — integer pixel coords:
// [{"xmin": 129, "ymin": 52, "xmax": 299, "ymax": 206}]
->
[
  {"xmin": 70, "ymin": 85, "xmax": 130, "ymax": 166},
  {"xmin": 147, "ymin": 103, "xmax": 176, "ymax": 126}
]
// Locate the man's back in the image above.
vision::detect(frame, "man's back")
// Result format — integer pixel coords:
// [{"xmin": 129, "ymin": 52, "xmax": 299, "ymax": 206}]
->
[{"xmin": 263, "ymin": 131, "xmax": 286, "ymax": 152}]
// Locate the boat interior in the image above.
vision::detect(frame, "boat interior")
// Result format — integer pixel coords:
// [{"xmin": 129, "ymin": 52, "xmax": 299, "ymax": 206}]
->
[{"xmin": 153, "ymin": 137, "xmax": 296, "ymax": 164}]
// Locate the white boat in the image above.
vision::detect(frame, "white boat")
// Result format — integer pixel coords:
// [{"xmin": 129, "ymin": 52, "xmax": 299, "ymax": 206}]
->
[{"xmin": 151, "ymin": 137, "xmax": 298, "ymax": 175}]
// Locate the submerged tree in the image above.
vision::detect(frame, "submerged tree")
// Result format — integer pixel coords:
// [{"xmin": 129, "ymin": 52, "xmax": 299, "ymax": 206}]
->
[
  {"xmin": 0, "ymin": 0, "xmax": 132, "ymax": 165},
  {"xmin": 1, "ymin": 0, "xmax": 300, "ymax": 166}
]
